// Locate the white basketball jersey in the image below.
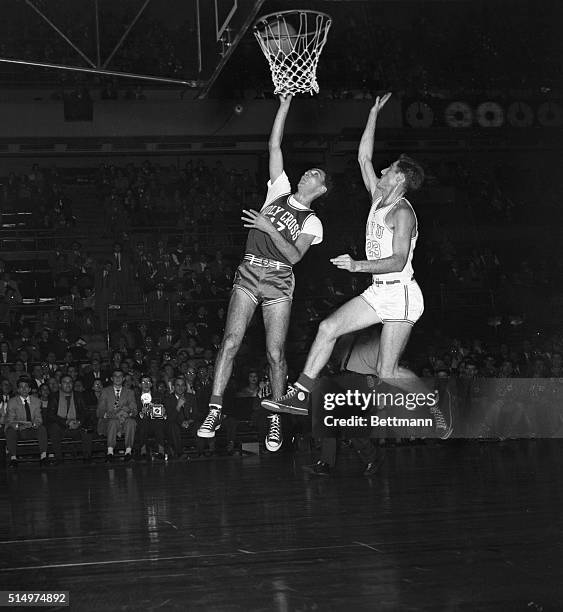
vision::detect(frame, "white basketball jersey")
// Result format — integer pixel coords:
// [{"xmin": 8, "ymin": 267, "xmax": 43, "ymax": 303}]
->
[{"xmin": 365, "ymin": 195, "xmax": 418, "ymax": 283}]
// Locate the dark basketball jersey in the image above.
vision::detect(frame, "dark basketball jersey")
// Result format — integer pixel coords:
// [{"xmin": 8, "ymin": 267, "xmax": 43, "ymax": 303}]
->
[{"xmin": 245, "ymin": 193, "xmax": 319, "ymax": 266}]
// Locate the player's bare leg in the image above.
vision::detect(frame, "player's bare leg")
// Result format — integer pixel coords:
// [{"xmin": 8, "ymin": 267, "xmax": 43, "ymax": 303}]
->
[
  {"xmin": 261, "ymin": 296, "xmax": 381, "ymax": 415},
  {"xmin": 262, "ymin": 300, "xmax": 452, "ymax": 438},
  {"xmin": 303, "ymin": 297, "xmax": 382, "ymax": 379},
  {"xmin": 261, "ymin": 299, "xmax": 292, "ymax": 451},
  {"xmin": 375, "ymin": 321, "xmax": 452, "ymax": 438},
  {"xmin": 198, "ymin": 289, "xmax": 257, "ymax": 438},
  {"xmin": 375, "ymin": 321, "xmax": 424, "ymax": 391}
]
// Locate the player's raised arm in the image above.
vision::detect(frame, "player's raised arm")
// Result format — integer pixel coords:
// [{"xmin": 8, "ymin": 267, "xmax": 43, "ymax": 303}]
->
[
  {"xmin": 268, "ymin": 94, "xmax": 293, "ymax": 183},
  {"xmin": 358, "ymin": 92, "xmax": 392, "ymax": 198}
]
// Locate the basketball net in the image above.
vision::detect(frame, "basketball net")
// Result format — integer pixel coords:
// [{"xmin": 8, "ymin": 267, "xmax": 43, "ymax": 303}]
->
[{"xmin": 254, "ymin": 11, "xmax": 332, "ymax": 96}]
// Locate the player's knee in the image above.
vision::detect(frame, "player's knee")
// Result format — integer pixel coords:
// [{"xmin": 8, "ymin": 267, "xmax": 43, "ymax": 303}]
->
[
  {"xmin": 375, "ymin": 364, "xmax": 397, "ymax": 379},
  {"xmin": 266, "ymin": 344, "xmax": 285, "ymax": 365},
  {"xmin": 221, "ymin": 332, "xmax": 242, "ymax": 354},
  {"xmin": 318, "ymin": 318, "xmax": 338, "ymax": 340}
]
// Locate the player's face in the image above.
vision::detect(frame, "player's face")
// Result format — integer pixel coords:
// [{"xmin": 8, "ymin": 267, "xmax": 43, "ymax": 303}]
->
[
  {"xmin": 380, "ymin": 162, "xmax": 403, "ymax": 190},
  {"xmin": 298, "ymin": 168, "xmax": 326, "ymax": 195}
]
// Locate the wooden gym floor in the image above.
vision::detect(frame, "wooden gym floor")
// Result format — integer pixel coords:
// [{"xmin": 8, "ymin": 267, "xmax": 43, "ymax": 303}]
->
[{"xmin": 2, "ymin": 441, "xmax": 563, "ymax": 611}]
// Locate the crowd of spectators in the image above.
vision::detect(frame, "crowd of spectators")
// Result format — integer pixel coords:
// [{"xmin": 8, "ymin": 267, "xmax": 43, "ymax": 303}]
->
[
  {"xmin": 97, "ymin": 159, "xmax": 257, "ymax": 236},
  {"xmin": 0, "ymin": 165, "xmax": 75, "ymax": 230},
  {"xmin": 0, "ymin": 148, "xmax": 561, "ymax": 465},
  {"xmin": 1, "ymin": 290, "xmax": 562, "ymax": 468}
]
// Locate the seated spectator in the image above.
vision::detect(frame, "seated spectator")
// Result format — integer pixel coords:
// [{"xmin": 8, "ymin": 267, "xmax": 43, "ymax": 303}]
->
[
  {"xmin": 8, "ymin": 360, "xmax": 27, "ymax": 389},
  {"xmin": 2, "ymin": 274, "xmax": 22, "ymax": 306},
  {"xmin": 237, "ymin": 370, "xmax": 260, "ymax": 397},
  {"xmin": 83, "ymin": 378, "xmax": 104, "ymax": 409},
  {"xmin": 17, "ymin": 349, "xmax": 34, "ymax": 373},
  {"xmin": 157, "ymin": 326, "xmax": 179, "ymax": 351},
  {"xmin": 30, "ymin": 364, "xmax": 45, "ymax": 392},
  {"xmin": 131, "ymin": 348, "xmax": 146, "ymax": 372},
  {"xmin": 38, "ymin": 383, "xmax": 50, "ymax": 422},
  {"xmin": 50, "ymin": 328, "xmax": 71, "ymax": 360},
  {"xmin": 96, "ymin": 369, "xmax": 137, "ymax": 462},
  {"xmin": 146, "ymin": 282, "xmax": 169, "ymax": 322},
  {"xmin": 37, "ymin": 329, "xmax": 53, "ymax": 360},
  {"xmin": 82, "ymin": 358, "xmax": 108, "ymax": 390},
  {"xmin": 165, "ymin": 376, "xmax": 196, "ymax": 460},
  {"xmin": 135, "ymin": 376, "xmax": 167, "ymax": 460},
  {"xmin": 45, "ymin": 352, "xmax": 58, "ymax": 376},
  {"xmin": 161, "ymin": 363, "xmax": 176, "ymax": 394},
  {"xmin": 47, "ymin": 375, "xmax": 93, "ymax": 464},
  {"xmin": 0, "ymin": 378, "xmax": 12, "ymax": 428},
  {"xmin": 5, "ymin": 377, "xmax": 48, "ymax": 468},
  {"xmin": 0, "ymin": 341, "xmax": 15, "ymax": 364},
  {"xmin": 47, "ymin": 376, "xmax": 60, "ymax": 394}
]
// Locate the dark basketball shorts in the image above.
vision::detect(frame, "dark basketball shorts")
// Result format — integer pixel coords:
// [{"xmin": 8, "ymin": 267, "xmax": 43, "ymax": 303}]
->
[{"xmin": 233, "ymin": 259, "xmax": 295, "ymax": 306}]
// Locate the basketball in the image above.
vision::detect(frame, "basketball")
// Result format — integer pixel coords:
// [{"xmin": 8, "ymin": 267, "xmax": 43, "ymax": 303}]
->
[{"xmin": 258, "ymin": 18, "xmax": 297, "ymax": 55}]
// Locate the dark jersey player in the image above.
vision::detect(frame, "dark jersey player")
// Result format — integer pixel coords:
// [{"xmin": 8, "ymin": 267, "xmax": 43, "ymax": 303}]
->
[{"xmin": 197, "ymin": 94, "xmax": 330, "ymax": 451}]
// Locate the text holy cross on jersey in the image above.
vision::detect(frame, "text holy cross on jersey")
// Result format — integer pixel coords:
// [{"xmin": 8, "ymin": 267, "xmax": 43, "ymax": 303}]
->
[{"xmin": 262, "ymin": 203, "xmax": 303, "ymax": 241}]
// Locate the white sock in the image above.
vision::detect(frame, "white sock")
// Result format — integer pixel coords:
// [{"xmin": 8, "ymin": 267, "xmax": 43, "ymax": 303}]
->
[
  {"xmin": 107, "ymin": 447, "xmax": 114, "ymax": 455},
  {"xmin": 125, "ymin": 447, "xmax": 132, "ymax": 455},
  {"xmin": 40, "ymin": 452, "xmax": 47, "ymax": 459}
]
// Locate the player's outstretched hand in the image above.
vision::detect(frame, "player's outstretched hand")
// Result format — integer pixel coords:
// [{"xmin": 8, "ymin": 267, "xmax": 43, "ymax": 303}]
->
[
  {"xmin": 241, "ymin": 209, "xmax": 275, "ymax": 234},
  {"xmin": 373, "ymin": 92, "xmax": 392, "ymax": 114},
  {"xmin": 330, "ymin": 254, "xmax": 357, "ymax": 272}
]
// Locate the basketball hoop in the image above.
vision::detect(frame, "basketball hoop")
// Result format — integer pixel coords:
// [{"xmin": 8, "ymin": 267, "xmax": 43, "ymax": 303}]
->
[{"xmin": 254, "ymin": 10, "xmax": 332, "ymax": 96}]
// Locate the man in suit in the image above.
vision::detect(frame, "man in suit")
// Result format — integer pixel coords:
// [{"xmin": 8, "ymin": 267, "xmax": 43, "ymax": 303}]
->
[
  {"xmin": 0, "ymin": 377, "xmax": 12, "ymax": 428},
  {"xmin": 30, "ymin": 364, "xmax": 45, "ymax": 392},
  {"xmin": 146, "ymin": 282, "xmax": 169, "ymax": 323},
  {"xmin": 5, "ymin": 377, "xmax": 48, "ymax": 467},
  {"xmin": 97, "ymin": 369, "xmax": 137, "ymax": 462},
  {"xmin": 47, "ymin": 374, "xmax": 93, "ymax": 464},
  {"xmin": 111, "ymin": 242, "xmax": 131, "ymax": 302},
  {"xmin": 95, "ymin": 260, "xmax": 118, "ymax": 330},
  {"xmin": 135, "ymin": 376, "xmax": 167, "ymax": 460},
  {"xmin": 157, "ymin": 326, "xmax": 180, "ymax": 352},
  {"xmin": 82, "ymin": 358, "xmax": 108, "ymax": 390},
  {"xmin": 0, "ymin": 341, "xmax": 15, "ymax": 365},
  {"xmin": 164, "ymin": 376, "xmax": 195, "ymax": 460}
]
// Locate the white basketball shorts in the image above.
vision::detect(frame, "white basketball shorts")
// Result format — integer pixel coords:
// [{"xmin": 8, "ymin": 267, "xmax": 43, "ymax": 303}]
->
[{"xmin": 360, "ymin": 280, "xmax": 424, "ymax": 325}]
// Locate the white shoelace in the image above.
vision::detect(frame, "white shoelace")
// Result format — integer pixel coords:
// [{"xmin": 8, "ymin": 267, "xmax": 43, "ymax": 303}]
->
[
  {"xmin": 430, "ymin": 405, "xmax": 447, "ymax": 429},
  {"xmin": 202, "ymin": 408, "xmax": 220, "ymax": 429},
  {"xmin": 275, "ymin": 385, "xmax": 297, "ymax": 402},
  {"xmin": 267, "ymin": 415, "xmax": 282, "ymax": 441}
]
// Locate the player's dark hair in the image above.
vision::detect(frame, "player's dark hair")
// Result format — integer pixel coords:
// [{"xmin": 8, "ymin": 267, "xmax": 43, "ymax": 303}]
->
[{"xmin": 396, "ymin": 154, "xmax": 425, "ymax": 192}]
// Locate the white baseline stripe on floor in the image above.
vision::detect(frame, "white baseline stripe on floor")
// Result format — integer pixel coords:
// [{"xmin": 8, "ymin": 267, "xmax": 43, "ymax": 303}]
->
[{"xmin": 0, "ymin": 543, "xmax": 369, "ymax": 572}]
